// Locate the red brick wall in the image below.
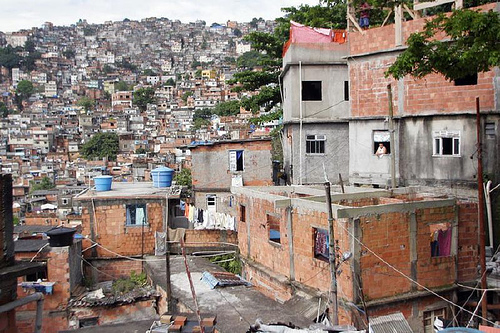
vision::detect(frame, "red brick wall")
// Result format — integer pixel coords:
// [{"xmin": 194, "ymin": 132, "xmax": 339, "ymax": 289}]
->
[
  {"xmin": 85, "ymin": 258, "xmax": 143, "ymax": 282},
  {"xmin": 81, "ymin": 201, "xmax": 164, "ymax": 257},
  {"xmin": 16, "ymin": 311, "xmax": 68, "ymax": 333},
  {"xmin": 184, "ymin": 229, "xmax": 238, "ymax": 246},
  {"xmin": 359, "ymin": 212, "xmax": 413, "ymax": 300},
  {"xmin": 457, "ymin": 202, "xmax": 480, "ymax": 282},
  {"xmin": 349, "ymin": 3, "xmax": 497, "ymax": 118},
  {"xmin": 24, "ymin": 212, "xmax": 59, "ymax": 226}
]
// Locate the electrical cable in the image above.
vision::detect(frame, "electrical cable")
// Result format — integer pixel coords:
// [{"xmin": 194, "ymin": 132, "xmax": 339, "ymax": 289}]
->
[{"xmin": 334, "ymin": 220, "xmax": 498, "ymax": 326}]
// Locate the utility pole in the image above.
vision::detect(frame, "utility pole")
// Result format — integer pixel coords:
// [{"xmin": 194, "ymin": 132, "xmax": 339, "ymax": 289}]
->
[
  {"xmin": 476, "ymin": 97, "xmax": 487, "ymax": 325},
  {"xmin": 324, "ymin": 182, "xmax": 338, "ymax": 325},
  {"xmin": 387, "ymin": 84, "xmax": 397, "ymax": 189}
]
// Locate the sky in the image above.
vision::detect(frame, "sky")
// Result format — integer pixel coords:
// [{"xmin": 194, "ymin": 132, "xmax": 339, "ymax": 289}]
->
[{"xmin": 0, "ymin": 0, "xmax": 321, "ymax": 32}]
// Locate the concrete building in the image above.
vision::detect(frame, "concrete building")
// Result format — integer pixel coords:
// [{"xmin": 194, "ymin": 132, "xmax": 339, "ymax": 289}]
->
[
  {"xmin": 232, "ymin": 184, "xmax": 479, "ymax": 332},
  {"xmin": 347, "ymin": 3, "xmax": 500, "ymax": 188},
  {"xmin": 190, "ymin": 138, "xmax": 273, "ymax": 216},
  {"xmin": 281, "ymin": 24, "xmax": 349, "ymax": 185}
]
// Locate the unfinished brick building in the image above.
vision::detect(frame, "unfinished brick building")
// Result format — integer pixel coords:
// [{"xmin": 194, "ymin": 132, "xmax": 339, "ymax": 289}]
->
[{"xmin": 232, "ymin": 185, "xmax": 479, "ymax": 332}]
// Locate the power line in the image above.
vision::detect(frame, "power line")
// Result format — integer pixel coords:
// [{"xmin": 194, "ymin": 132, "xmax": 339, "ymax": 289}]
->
[{"xmin": 334, "ymin": 221, "xmax": 497, "ymax": 326}]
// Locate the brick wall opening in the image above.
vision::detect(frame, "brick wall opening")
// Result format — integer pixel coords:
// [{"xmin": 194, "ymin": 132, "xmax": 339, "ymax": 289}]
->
[
  {"xmin": 313, "ymin": 227, "xmax": 329, "ymax": 262},
  {"xmin": 430, "ymin": 222, "xmax": 452, "ymax": 258},
  {"xmin": 267, "ymin": 214, "xmax": 281, "ymax": 244}
]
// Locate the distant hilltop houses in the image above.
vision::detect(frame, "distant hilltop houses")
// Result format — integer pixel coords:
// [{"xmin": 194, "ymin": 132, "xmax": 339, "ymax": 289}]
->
[{"xmin": 0, "ymin": 2, "xmax": 500, "ymax": 332}]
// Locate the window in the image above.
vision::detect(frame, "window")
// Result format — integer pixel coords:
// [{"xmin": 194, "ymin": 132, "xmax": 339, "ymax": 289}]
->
[
  {"xmin": 240, "ymin": 204, "xmax": 246, "ymax": 223},
  {"xmin": 306, "ymin": 135, "xmax": 325, "ymax": 154},
  {"xmin": 62, "ymin": 198, "xmax": 69, "ymax": 205},
  {"xmin": 313, "ymin": 228, "xmax": 329, "ymax": 261},
  {"xmin": 267, "ymin": 214, "xmax": 281, "ymax": 244},
  {"xmin": 26, "ymin": 263, "xmax": 47, "ymax": 281},
  {"xmin": 344, "ymin": 81, "xmax": 349, "ymax": 101},
  {"xmin": 126, "ymin": 204, "xmax": 147, "ymax": 226},
  {"xmin": 430, "ymin": 223, "xmax": 452, "ymax": 258},
  {"xmin": 423, "ymin": 308, "xmax": 447, "ymax": 333},
  {"xmin": 229, "ymin": 150, "xmax": 244, "ymax": 171},
  {"xmin": 433, "ymin": 131, "xmax": 460, "ymax": 156},
  {"xmin": 485, "ymin": 122, "xmax": 496, "ymax": 138},
  {"xmin": 373, "ymin": 130, "xmax": 391, "ymax": 154},
  {"xmin": 454, "ymin": 73, "xmax": 477, "ymax": 86},
  {"xmin": 206, "ymin": 194, "xmax": 216, "ymax": 212},
  {"xmin": 302, "ymin": 81, "xmax": 322, "ymax": 101}
]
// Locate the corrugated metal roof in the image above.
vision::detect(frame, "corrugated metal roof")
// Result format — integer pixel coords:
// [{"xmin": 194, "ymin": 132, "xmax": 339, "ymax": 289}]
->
[{"xmin": 370, "ymin": 312, "xmax": 414, "ymax": 333}]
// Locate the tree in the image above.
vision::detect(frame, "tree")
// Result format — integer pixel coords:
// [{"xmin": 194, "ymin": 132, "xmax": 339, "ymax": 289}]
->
[
  {"xmin": 165, "ymin": 78, "xmax": 175, "ymax": 86},
  {"xmin": 386, "ymin": 9, "xmax": 500, "ymax": 81},
  {"xmin": 77, "ymin": 96, "xmax": 95, "ymax": 112},
  {"xmin": 24, "ymin": 40, "xmax": 35, "ymax": 53},
  {"xmin": 143, "ymin": 68, "xmax": 157, "ymax": 76},
  {"xmin": 102, "ymin": 64, "xmax": 114, "ymax": 74},
  {"xmin": 15, "ymin": 80, "xmax": 33, "ymax": 110},
  {"xmin": 135, "ymin": 147, "xmax": 148, "ymax": 154},
  {"xmin": 0, "ymin": 102, "xmax": 12, "ymax": 118},
  {"xmin": 181, "ymin": 91, "xmax": 193, "ymax": 102},
  {"xmin": 236, "ymin": 50, "xmax": 269, "ymax": 69},
  {"xmin": 30, "ymin": 176, "xmax": 55, "ymax": 193},
  {"xmin": 173, "ymin": 168, "xmax": 192, "ymax": 189},
  {"xmin": 133, "ymin": 87, "xmax": 155, "ymax": 111},
  {"xmin": 193, "ymin": 117, "xmax": 211, "ymax": 129},
  {"xmin": 80, "ymin": 132, "xmax": 119, "ymax": 161},
  {"xmin": 115, "ymin": 81, "xmax": 131, "ymax": 92},
  {"xmin": 63, "ymin": 49, "xmax": 75, "ymax": 59},
  {"xmin": 0, "ymin": 46, "xmax": 21, "ymax": 71},
  {"xmin": 213, "ymin": 100, "xmax": 240, "ymax": 116},
  {"xmin": 233, "ymin": 28, "xmax": 243, "ymax": 37}
]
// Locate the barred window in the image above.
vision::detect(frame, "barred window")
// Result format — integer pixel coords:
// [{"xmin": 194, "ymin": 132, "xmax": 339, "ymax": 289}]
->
[{"xmin": 306, "ymin": 135, "xmax": 325, "ymax": 154}]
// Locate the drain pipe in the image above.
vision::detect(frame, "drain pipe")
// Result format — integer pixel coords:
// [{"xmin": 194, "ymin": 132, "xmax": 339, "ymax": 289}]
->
[{"xmin": 0, "ymin": 292, "xmax": 44, "ymax": 333}]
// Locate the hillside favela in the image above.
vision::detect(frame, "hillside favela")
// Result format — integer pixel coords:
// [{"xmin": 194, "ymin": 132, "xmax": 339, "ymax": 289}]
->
[{"xmin": 0, "ymin": 0, "xmax": 499, "ymax": 332}]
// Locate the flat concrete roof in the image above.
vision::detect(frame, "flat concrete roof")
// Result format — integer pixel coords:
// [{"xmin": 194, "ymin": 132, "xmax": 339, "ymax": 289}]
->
[
  {"xmin": 145, "ymin": 255, "xmax": 315, "ymax": 332},
  {"xmin": 75, "ymin": 182, "xmax": 180, "ymax": 200}
]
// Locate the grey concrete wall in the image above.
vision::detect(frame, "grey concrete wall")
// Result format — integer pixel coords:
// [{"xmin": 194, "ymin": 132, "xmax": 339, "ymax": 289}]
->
[
  {"xmin": 349, "ymin": 119, "xmax": 400, "ymax": 186},
  {"xmin": 282, "ymin": 64, "xmax": 349, "ymax": 122},
  {"xmin": 283, "ymin": 122, "xmax": 349, "ymax": 185},
  {"xmin": 69, "ymin": 240, "xmax": 83, "ymax": 293},
  {"xmin": 194, "ymin": 191, "xmax": 237, "ymax": 217},
  {"xmin": 349, "ymin": 114, "xmax": 500, "ymax": 187},
  {"xmin": 191, "ymin": 142, "xmax": 273, "ymax": 189}
]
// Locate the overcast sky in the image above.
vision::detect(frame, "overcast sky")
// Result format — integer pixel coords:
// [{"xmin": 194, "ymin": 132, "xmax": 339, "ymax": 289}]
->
[{"xmin": 0, "ymin": 0, "xmax": 321, "ymax": 32}]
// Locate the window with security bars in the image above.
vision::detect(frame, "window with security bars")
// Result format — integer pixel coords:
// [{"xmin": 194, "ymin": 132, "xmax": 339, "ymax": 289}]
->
[
  {"xmin": 126, "ymin": 204, "xmax": 147, "ymax": 226},
  {"xmin": 433, "ymin": 131, "xmax": 460, "ymax": 156},
  {"xmin": 306, "ymin": 135, "xmax": 325, "ymax": 154}
]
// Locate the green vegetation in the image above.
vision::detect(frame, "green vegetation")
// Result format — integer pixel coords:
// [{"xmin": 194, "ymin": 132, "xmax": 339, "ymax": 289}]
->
[
  {"xmin": 114, "ymin": 81, "xmax": 131, "ymax": 92},
  {"xmin": 173, "ymin": 168, "xmax": 192, "ymax": 189},
  {"xmin": 165, "ymin": 78, "xmax": 175, "ymax": 86},
  {"xmin": 80, "ymin": 132, "xmax": 119, "ymax": 161},
  {"xmin": 77, "ymin": 96, "xmax": 95, "ymax": 112},
  {"xmin": 30, "ymin": 176, "xmax": 55, "ymax": 193},
  {"xmin": 62, "ymin": 49, "xmax": 75, "ymax": 59},
  {"xmin": 133, "ymin": 87, "xmax": 155, "ymax": 111},
  {"xmin": 112, "ymin": 271, "xmax": 147, "ymax": 295},
  {"xmin": 0, "ymin": 102, "xmax": 14, "ymax": 118},
  {"xmin": 181, "ymin": 91, "xmax": 193, "ymax": 102},
  {"xmin": 135, "ymin": 147, "xmax": 148, "ymax": 154},
  {"xmin": 213, "ymin": 100, "xmax": 240, "ymax": 116},
  {"xmin": 142, "ymin": 68, "xmax": 157, "ymax": 76},
  {"xmin": 13, "ymin": 216, "xmax": 19, "ymax": 226},
  {"xmin": 15, "ymin": 80, "xmax": 34, "ymax": 110},
  {"xmin": 386, "ymin": 9, "xmax": 500, "ymax": 81},
  {"xmin": 208, "ymin": 254, "xmax": 242, "ymax": 275}
]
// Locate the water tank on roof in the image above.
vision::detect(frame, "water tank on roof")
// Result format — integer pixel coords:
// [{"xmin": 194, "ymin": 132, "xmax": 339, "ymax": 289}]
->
[
  {"xmin": 94, "ymin": 175, "xmax": 113, "ymax": 191},
  {"xmin": 151, "ymin": 166, "xmax": 174, "ymax": 188}
]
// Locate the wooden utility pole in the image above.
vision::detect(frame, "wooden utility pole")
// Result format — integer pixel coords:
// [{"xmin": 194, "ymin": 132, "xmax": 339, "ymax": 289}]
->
[
  {"xmin": 387, "ymin": 84, "xmax": 397, "ymax": 189},
  {"xmin": 476, "ymin": 97, "xmax": 488, "ymax": 325},
  {"xmin": 324, "ymin": 182, "xmax": 339, "ymax": 325}
]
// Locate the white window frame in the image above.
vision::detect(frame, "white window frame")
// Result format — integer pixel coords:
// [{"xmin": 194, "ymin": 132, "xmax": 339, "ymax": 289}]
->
[
  {"xmin": 433, "ymin": 130, "xmax": 460, "ymax": 157},
  {"xmin": 229, "ymin": 150, "xmax": 244, "ymax": 171},
  {"xmin": 206, "ymin": 194, "xmax": 217, "ymax": 212},
  {"xmin": 306, "ymin": 134, "xmax": 326, "ymax": 155},
  {"xmin": 373, "ymin": 130, "xmax": 391, "ymax": 155}
]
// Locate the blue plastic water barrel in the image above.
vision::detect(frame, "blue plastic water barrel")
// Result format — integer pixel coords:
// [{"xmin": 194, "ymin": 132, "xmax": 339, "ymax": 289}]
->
[
  {"xmin": 94, "ymin": 176, "xmax": 113, "ymax": 191},
  {"xmin": 151, "ymin": 166, "xmax": 174, "ymax": 188}
]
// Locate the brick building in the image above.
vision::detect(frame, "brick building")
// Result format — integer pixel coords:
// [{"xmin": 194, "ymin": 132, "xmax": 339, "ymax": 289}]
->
[
  {"xmin": 74, "ymin": 182, "xmax": 181, "ymax": 259},
  {"xmin": 347, "ymin": 3, "xmax": 500, "ymax": 188},
  {"xmin": 232, "ymin": 185, "xmax": 479, "ymax": 332}
]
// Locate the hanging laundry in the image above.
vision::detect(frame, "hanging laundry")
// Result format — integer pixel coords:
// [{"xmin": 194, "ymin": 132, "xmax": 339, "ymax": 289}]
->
[{"xmin": 438, "ymin": 228, "xmax": 452, "ymax": 257}]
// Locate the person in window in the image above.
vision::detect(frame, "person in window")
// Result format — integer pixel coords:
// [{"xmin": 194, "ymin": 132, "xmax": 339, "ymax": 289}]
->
[{"xmin": 376, "ymin": 143, "xmax": 387, "ymax": 157}]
